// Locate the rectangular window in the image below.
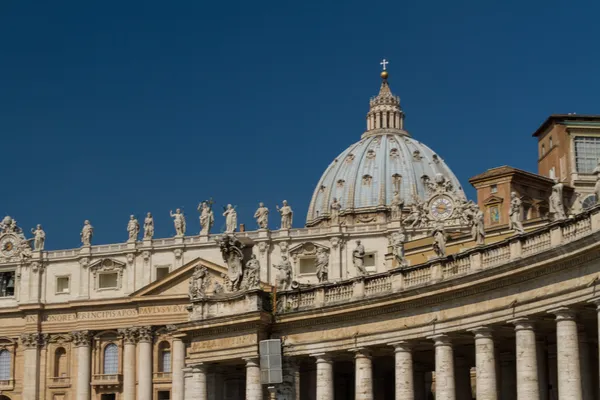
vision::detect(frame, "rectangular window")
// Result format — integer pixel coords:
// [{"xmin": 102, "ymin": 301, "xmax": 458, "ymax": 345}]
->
[
  {"xmin": 549, "ymin": 167, "xmax": 556, "ymax": 179},
  {"xmin": 156, "ymin": 266, "xmax": 170, "ymax": 281},
  {"xmin": 56, "ymin": 276, "xmax": 70, "ymax": 294},
  {"xmin": 574, "ymin": 136, "xmax": 600, "ymax": 173},
  {"xmin": 364, "ymin": 253, "xmax": 376, "ymax": 273},
  {"xmin": 298, "ymin": 258, "xmax": 316, "ymax": 274},
  {"xmin": 560, "ymin": 156, "xmax": 567, "ymax": 181},
  {"xmin": 0, "ymin": 271, "xmax": 15, "ymax": 297},
  {"xmin": 490, "ymin": 184, "xmax": 498, "ymax": 194},
  {"xmin": 98, "ymin": 273, "xmax": 119, "ymax": 289}
]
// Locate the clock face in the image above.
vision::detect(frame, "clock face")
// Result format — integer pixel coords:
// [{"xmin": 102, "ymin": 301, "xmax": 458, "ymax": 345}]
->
[
  {"xmin": 430, "ymin": 195, "xmax": 454, "ymax": 220},
  {"xmin": 0, "ymin": 235, "xmax": 18, "ymax": 257}
]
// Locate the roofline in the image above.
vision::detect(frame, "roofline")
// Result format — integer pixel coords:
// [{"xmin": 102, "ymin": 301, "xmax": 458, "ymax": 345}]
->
[
  {"xmin": 532, "ymin": 114, "xmax": 600, "ymax": 137},
  {"xmin": 468, "ymin": 165, "xmax": 556, "ymax": 184}
]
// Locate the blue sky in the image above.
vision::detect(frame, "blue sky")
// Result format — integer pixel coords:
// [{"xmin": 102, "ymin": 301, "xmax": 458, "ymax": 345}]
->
[{"xmin": 2, "ymin": 1, "xmax": 599, "ymax": 249}]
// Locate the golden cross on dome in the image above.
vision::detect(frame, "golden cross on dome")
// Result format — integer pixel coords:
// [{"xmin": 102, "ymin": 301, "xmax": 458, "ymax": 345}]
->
[{"xmin": 380, "ymin": 58, "xmax": 389, "ymax": 71}]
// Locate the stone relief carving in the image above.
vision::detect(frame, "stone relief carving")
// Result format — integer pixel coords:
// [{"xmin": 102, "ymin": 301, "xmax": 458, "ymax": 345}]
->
[
  {"xmin": 143, "ymin": 212, "xmax": 154, "ymax": 240},
  {"xmin": 390, "ymin": 229, "xmax": 407, "ymax": 267},
  {"xmin": 432, "ymin": 222, "xmax": 447, "ymax": 258},
  {"xmin": 189, "ymin": 265, "xmax": 210, "ymax": 300},
  {"xmin": 257, "ymin": 242, "xmax": 269, "ymax": 254},
  {"xmin": 329, "ymin": 237, "xmax": 343, "ymax": 249},
  {"xmin": 422, "ymin": 174, "xmax": 454, "ymax": 196},
  {"xmin": 242, "ymin": 254, "xmax": 260, "ymax": 290},
  {"xmin": 404, "ymin": 199, "xmax": 427, "ymax": 229},
  {"xmin": 274, "ymin": 256, "xmax": 293, "ymax": 290},
  {"xmin": 279, "ymin": 241, "xmax": 289, "ymax": 254},
  {"xmin": 71, "ymin": 331, "xmax": 92, "ymax": 347},
  {"xmin": 330, "ymin": 198, "xmax": 342, "ymax": 225},
  {"xmin": 390, "ymin": 191, "xmax": 404, "ymax": 221},
  {"xmin": 254, "ymin": 202, "xmax": 269, "ymax": 229},
  {"xmin": 276, "ymin": 201, "xmax": 293, "ymax": 229},
  {"xmin": 80, "ymin": 220, "xmax": 93, "ymax": 246},
  {"xmin": 31, "ymin": 224, "xmax": 45, "ymax": 251},
  {"xmin": 223, "ymin": 204, "xmax": 238, "ymax": 233},
  {"xmin": 198, "ymin": 201, "xmax": 214, "ymax": 235},
  {"xmin": 216, "ymin": 234, "xmax": 245, "ymax": 292},
  {"xmin": 509, "ymin": 192, "xmax": 525, "ymax": 235},
  {"xmin": 353, "ymin": 240, "xmax": 367, "ymax": 276},
  {"xmin": 174, "ymin": 249, "xmax": 183, "ymax": 259},
  {"xmin": 170, "ymin": 209, "xmax": 186, "ymax": 237},
  {"xmin": 0, "ymin": 216, "xmax": 22, "ymax": 235},
  {"xmin": 127, "ymin": 215, "xmax": 139, "ymax": 242},
  {"xmin": 549, "ymin": 181, "xmax": 567, "ymax": 221},
  {"xmin": 79, "ymin": 257, "xmax": 89, "ymax": 268},
  {"xmin": 20, "ymin": 333, "xmax": 48, "ymax": 348},
  {"xmin": 461, "ymin": 201, "xmax": 485, "ymax": 246},
  {"xmin": 315, "ymin": 248, "xmax": 329, "ymax": 283},
  {"xmin": 31, "ymin": 261, "xmax": 43, "ymax": 273},
  {"xmin": 142, "ymin": 251, "xmax": 151, "ymax": 262},
  {"xmin": 126, "ymin": 253, "xmax": 135, "ymax": 265}
]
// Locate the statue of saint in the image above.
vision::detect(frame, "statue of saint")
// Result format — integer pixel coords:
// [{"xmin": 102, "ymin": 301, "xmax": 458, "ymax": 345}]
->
[
  {"xmin": 391, "ymin": 230, "xmax": 407, "ymax": 266},
  {"xmin": 390, "ymin": 191, "xmax": 404, "ymax": 221},
  {"xmin": 330, "ymin": 198, "xmax": 342, "ymax": 226},
  {"xmin": 80, "ymin": 220, "xmax": 93, "ymax": 246},
  {"xmin": 126, "ymin": 215, "xmax": 140, "ymax": 242},
  {"xmin": 509, "ymin": 192, "xmax": 525, "ymax": 234},
  {"xmin": 352, "ymin": 240, "xmax": 367, "ymax": 275},
  {"xmin": 315, "ymin": 248, "xmax": 329, "ymax": 283},
  {"xmin": 243, "ymin": 254, "xmax": 260, "ymax": 289},
  {"xmin": 31, "ymin": 224, "xmax": 46, "ymax": 251},
  {"xmin": 595, "ymin": 175, "xmax": 600, "ymax": 206},
  {"xmin": 188, "ymin": 266, "xmax": 209, "ymax": 300},
  {"xmin": 274, "ymin": 256, "xmax": 293, "ymax": 290},
  {"xmin": 170, "ymin": 209, "xmax": 186, "ymax": 237},
  {"xmin": 198, "ymin": 201, "xmax": 214, "ymax": 236},
  {"xmin": 223, "ymin": 204, "xmax": 237, "ymax": 233},
  {"xmin": 471, "ymin": 207, "xmax": 486, "ymax": 246},
  {"xmin": 432, "ymin": 222, "xmax": 446, "ymax": 257},
  {"xmin": 143, "ymin": 212, "xmax": 154, "ymax": 239},
  {"xmin": 216, "ymin": 234, "xmax": 244, "ymax": 292},
  {"xmin": 276, "ymin": 200, "xmax": 293, "ymax": 229},
  {"xmin": 254, "ymin": 202, "xmax": 269, "ymax": 229},
  {"xmin": 549, "ymin": 181, "xmax": 567, "ymax": 221}
]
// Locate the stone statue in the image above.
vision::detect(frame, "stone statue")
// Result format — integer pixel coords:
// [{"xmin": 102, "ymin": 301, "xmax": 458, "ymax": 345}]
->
[
  {"xmin": 188, "ymin": 265, "xmax": 210, "ymax": 300},
  {"xmin": 432, "ymin": 222, "xmax": 446, "ymax": 258},
  {"xmin": 1, "ymin": 216, "xmax": 20, "ymax": 235},
  {"xmin": 276, "ymin": 200, "xmax": 293, "ymax": 229},
  {"xmin": 216, "ymin": 234, "xmax": 245, "ymax": 292},
  {"xmin": 170, "ymin": 208, "xmax": 186, "ymax": 237},
  {"xmin": 31, "ymin": 225, "xmax": 45, "ymax": 251},
  {"xmin": 223, "ymin": 204, "xmax": 237, "ymax": 233},
  {"xmin": 404, "ymin": 200, "xmax": 426, "ymax": 229},
  {"xmin": 471, "ymin": 207, "xmax": 485, "ymax": 246},
  {"xmin": 390, "ymin": 191, "xmax": 404, "ymax": 221},
  {"xmin": 509, "ymin": 192, "xmax": 525, "ymax": 234},
  {"xmin": 549, "ymin": 181, "xmax": 567, "ymax": 221},
  {"xmin": 254, "ymin": 202, "xmax": 269, "ymax": 229},
  {"xmin": 352, "ymin": 240, "xmax": 367, "ymax": 275},
  {"xmin": 274, "ymin": 256, "xmax": 293, "ymax": 290},
  {"xmin": 595, "ymin": 174, "xmax": 600, "ymax": 205},
  {"xmin": 198, "ymin": 201, "xmax": 214, "ymax": 235},
  {"xmin": 126, "ymin": 215, "xmax": 140, "ymax": 242},
  {"xmin": 242, "ymin": 254, "xmax": 260, "ymax": 290},
  {"xmin": 80, "ymin": 220, "xmax": 93, "ymax": 246},
  {"xmin": 330, "ymin": 198, "xmax": 342, "ymax": 225},
  {"xmin": 143, "ymin": 212, "xmax": 154, "ymax": 239},
  {"xmin": 315, "ymin": 248, "xmax": 329, "ymax": 283},
  {"xmin": 391, "ymin": 230, "xmax": 407, "ymax": 266}
]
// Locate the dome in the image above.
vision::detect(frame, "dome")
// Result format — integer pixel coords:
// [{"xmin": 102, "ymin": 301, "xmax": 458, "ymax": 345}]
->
[{"xmin": 306, "ymin": 71, "xmax": 465, "ymax": 226}]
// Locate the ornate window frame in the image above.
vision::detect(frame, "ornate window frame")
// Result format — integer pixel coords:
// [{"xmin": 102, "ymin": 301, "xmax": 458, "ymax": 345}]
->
[
  {"xmin": 0, "ymin": 337, "xmax": 16, "ymax": 390},
  {"xmin": 289, "ymin": 242, "xmax": 330, "ymax": 276},
  {"xmin": 89, "ymin": 259, "xmax": 125, "ymax": 291}
]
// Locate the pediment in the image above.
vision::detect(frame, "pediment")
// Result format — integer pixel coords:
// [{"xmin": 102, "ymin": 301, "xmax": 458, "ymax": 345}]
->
[
  {"xmin": 131, "ymin": 257, "xmax": 227, "ymax": 298},
  {"xmin": 483, "ymin": 195, "xmax": 504, "ymax": 206},
  {"xmin": 289, "ymin": 242, "xmax": 329, "ymax": 258},
  {"xmin": 89, "ymin": 258, "xmax": 126, "ymax": 273}
]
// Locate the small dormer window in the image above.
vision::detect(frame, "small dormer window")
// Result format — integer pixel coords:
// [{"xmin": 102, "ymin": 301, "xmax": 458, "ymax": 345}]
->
[
  {"xmin": 541, "ymin": 144, "xmax": 545, "ymax": 157},
  {"xmin": 366, "ymin": 150, "xmax": 376, "ymax": 160},
  {"xmin": 337, "ymin": 179, "xmax": 345, "ymax": 188},
  {"xmin": 362, "ymin": 175, "xmax": 373, "ymax": 185},
  {"xmin": 390, "ymin": 148, "xmax": 399, "ymax": 158},
  {"xmin": 345, "ymin": 154, "xmax": 355, "ymax": 163},
  {"xmin": 413, "ymin": 150, "xmax": 422, "ymax": 161},
  {"xmin": 491, "ymin": 184, "xmax": 498, "ymax": 194},
  {"xmin": 549, "ymin": 136, "xmax": 553, "ymax": 148},
  {"xmin": 432, "ymin": 154, "xmax": 440, "ymax": 164}
]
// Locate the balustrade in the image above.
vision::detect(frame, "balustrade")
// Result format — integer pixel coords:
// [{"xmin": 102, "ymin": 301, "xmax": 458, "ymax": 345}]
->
[
  {"xmin": 324, "ymin": 283, "xmax": 353, "ymax": 304},
  {"xmin": 522, "ymin": 231, "xmax": 551, "ymax": 256},
  {"xmin": 404, "ymin": 266, "xmax": 431, "ymax": 288},
  {"xmin": 364, "ymin": 275, "xmax": 392, "ymax": 296},
  {"xmin": 443, "ymin": 256, "xmax": 471, "ymax": 278},
  {"xmin": 563, "ymin": 216, "xmax": 592, "ymax": 243}
]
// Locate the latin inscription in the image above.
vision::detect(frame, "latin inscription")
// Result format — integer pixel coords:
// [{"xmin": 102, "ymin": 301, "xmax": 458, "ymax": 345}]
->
[
  {"xmin": 190, "ymin": 334, "xmax": 256, "ymax": 352},
  {"xmin": 29, "ymin": 304, "xmax": 189, "ymax": 323},
  {"xmin": 139, "ymin": 305, "xmax": 187, "ymax": 315}
]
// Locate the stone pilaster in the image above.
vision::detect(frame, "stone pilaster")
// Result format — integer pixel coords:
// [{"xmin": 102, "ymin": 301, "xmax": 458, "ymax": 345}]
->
[
  {"xmin": 352, "ymin": 348, "xmax": 373, "ymax": 400},
  {"xmin": 470, "ymin": 327, "xmax": 497, "ymax": 400},
  {"xmin": 244, "ymin": 357, "xmax": 262, "ymax": 400},
  {"xmin": 20, "ymin": 333, "xmax": 45, "ymax": 400},
  {"xmin": 72, "ymin": 331, "xmax": 92, "ymax": 400},
  {"xmin": 136, "ymin": 326, "xmax": 153, "ymax": 400},
  {"xmin": 312, "ymin": 353, "xmax": 334, "ymax": 400},
  {"xmin": 510, "ymin": 318, "xmax": 539, "ymax": 400},
  {"xmin": 119, "ymin": 328, "xmax": 138, "ymax": 400},
  {"xmin": 390, "ymin": 341, "xmax": 414, "ymax": 400},
  {"xmin": 549, "ymin": 307, "xmax": 582, "ymax": 400},
  {"xmin": 499, "ymin": 352, "xmax": 516, "ymax": 400},
  {"xmin": 430, "ymin": 334, "xmax": 456, "ymax": 400},
  {"xmin": 171, "ymin": 337, "xmax": 186, "ymax": 400}
]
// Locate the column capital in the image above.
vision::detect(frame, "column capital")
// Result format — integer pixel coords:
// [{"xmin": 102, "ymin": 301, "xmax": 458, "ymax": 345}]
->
[
  {"xmin": 349, "ymin": 347, "xmax": 371, "ymax": 359},
  {"xmin": 388, "ymin": 340, "xmax": 413, "ymax": 352},
  {"xmin": 137, "ymin": 326, "xmax": 153, "ymax": 343},
  {"xmin": 508, "ymin": 317, "xmax": 535, "ymax": 331},
  {"xmin": 427, "ymin": 334, "xmax": 452, "ymax": 347},
  {"xmin": 118, "ymin": 327, "xmax": 138, "ymax": 344},
  {"xmin": 310, "ymin": 352, "xmax": 333, "ymax": 363},
  {"xmin": 468, "ymin": 326, "xmax": 493, "ymax": 338},
  {"xmin": 547, "ymin": 306, "xmax": 577, "ymax": 321},
  {"xmin": 191, "ymin": 362, "xmax": 208, "ymax": 373},
  {"xmin": 71, "ymin": 330, "xmax": 92, "ymax": 347},
  {"xmin": 243, "ymin": 357, "xmax": 260, "ymax": 367}
]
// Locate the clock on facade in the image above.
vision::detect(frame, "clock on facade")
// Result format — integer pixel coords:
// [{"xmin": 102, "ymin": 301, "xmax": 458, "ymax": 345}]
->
[
  {"xmin": 0, "ymin": 235, "xmax": 18, "ymax": 257},
  {"xmin": 429, "ymin": 195, "xmax": 454, "ymax": 220}
]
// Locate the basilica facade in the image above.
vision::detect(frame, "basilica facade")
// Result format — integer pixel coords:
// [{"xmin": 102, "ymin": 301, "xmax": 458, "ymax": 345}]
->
[{"xmin": 1, "ymin": 70, "xmax": 600, "ymax": 400}]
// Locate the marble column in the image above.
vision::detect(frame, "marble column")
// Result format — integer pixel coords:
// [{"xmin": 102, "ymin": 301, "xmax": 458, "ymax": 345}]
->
[
  {"xmin": 431, "ymin": 334, "xmax": 456, "ymax": 400},
  {"xmin": 390, "ymin": 341, "xmax": 414, "ymax": 400},
  {"xmin": 511, "ymin": 318, "xmax": 540, "ymax": 400},
  {"xmin": 245, "ymin": 357, "xmax": 262, "ymax": 400},
  {"xmin": 72, "ymin": 331, "xmax": 92, "ymax": 400},
  {"xmin": 535, "ymin": 338, "xmax": 549, "ymax": 400},
  {"xmin": 172, "ymin": 337, "xmax": 186, "ymax": 400},
  {"xmin": 313, "ymin": 353, "xmax": 334, "ymax": 400},
  {"xmin": 20, "ymin": 333, "xmax": 42, "ymax": 400},
  {"xmin": 119, "ymin": 328, "xmax": 137, "ymax": 400},
  {"xmin": 471, "ymin": 327, "xmax": 497, "ymax": 400},
  {"xmin": 353, "ymin": 348, "xmax": 374, "ymax": 400},
  {"xmin": 549, "ymin": 307, "xmax": 582, "ymax": 400},
  {"xmin": 192, "ymin": 364, "xmax": 208, "ymax": 400},
  {"xmin": 137, "ymin": 327, "xmax": 153, "ymax": 400},
  {"xmin": 499, "ymin": 352, "xmax": 516, "ymax": 400}
]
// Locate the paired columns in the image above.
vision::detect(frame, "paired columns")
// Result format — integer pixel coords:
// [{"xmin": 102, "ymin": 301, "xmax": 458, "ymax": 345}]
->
[
  {"xmin": 471, "ymin": 327, "xmax": 497, "ymax": 400},
  {"xmin": 313, "ymin": 353, "xmax": 334, "ymax": 400},
  {"xmin": 353, "ymin": 348, "xmax": 373, "ymax": 400},
  {"xmin": 549, "ymin": 307, "xmax": 583, "ymax": 400}
]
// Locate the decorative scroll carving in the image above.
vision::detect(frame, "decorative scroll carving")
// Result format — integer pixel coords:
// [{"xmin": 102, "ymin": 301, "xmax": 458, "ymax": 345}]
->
[
  {"xmin": 137, "ymin": 326, "xmax": 153, "ymax": 343},
  {"xmin": 118, "ymin": 327, "xmax": 138, "ymax": 344},
  {"xmin": 71, "ymin": 330, "xmax": 92, "ymax": 347},
  {"xmin": 20, "ymin": 333, "xmax": 47, "ymax": 348}
]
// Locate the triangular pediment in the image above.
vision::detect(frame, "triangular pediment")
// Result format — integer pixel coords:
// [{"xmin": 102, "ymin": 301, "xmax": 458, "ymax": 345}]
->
[
  {"xmin": 131, "ymin": 257, "xmax": 227, "ymax": 298},
  {"xmin": 483, "ymin": 195, "xmax": 504, "ymax": 206}
]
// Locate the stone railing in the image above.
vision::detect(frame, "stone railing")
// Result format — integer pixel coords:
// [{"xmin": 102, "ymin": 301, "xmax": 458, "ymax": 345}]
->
[
  {"xmin": 276, "ymin": 206, "xmax": 600, "ymax": 314},
  {"xmin": 91, "ymin": 374, "xmax": 122, "ymax": 386},
  {"xmin": 153, "ymin": 372, "xmax": 172, "ymax": 381},
  {"xmin": 0, "ymin": 379, "xmax": 14, "ymax": 390},
  {"xmin": 48, "ymin": 376, "xmax": 71, "ymax": 388}
]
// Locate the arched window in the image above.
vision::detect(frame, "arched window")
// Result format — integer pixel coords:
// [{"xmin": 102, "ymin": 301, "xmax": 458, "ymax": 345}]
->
[
  {"xmin": 582, "ymin": 194, "xmax": 597, "ymax": 210},
  {"xmin": 158, "ymin": 342, "xmax": 171, "ymax": 373},
  {"xmin": 54, "ymin": 347, "xmax": 67, "ymax": 377},
  {"xmin": 103, "ymin": 344, "xmax": 118, "ymax": 375},
  {"xmin": 0, "ymin": 350, "xmax": 10, "ymax": 380}
]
